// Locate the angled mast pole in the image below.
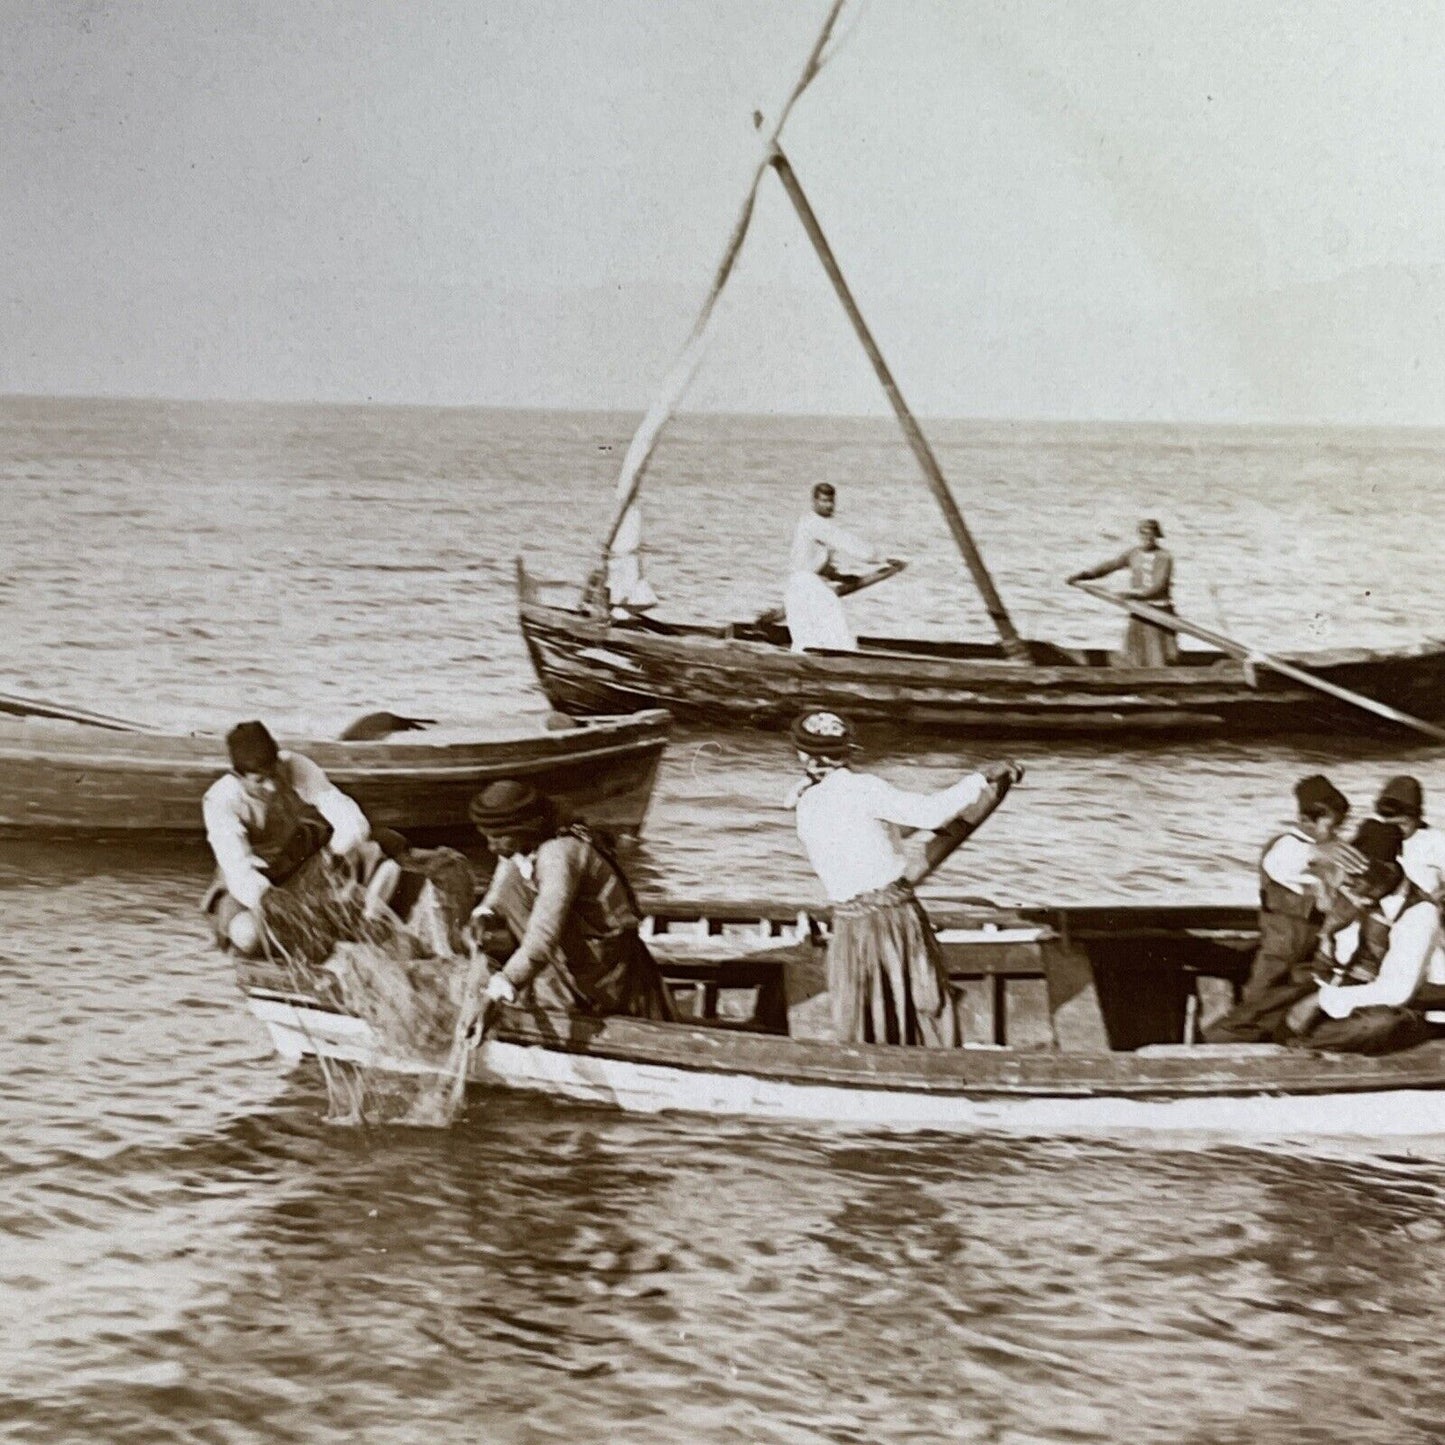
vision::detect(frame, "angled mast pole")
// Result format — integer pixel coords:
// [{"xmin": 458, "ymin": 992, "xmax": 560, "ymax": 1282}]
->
[
  {"xmin": 594, "ymin": 0, "xmax": 852, "ymax": 580},
  {"xmin": 767, "ymin": 145, "xmax": 1027, "ymax": 659}
]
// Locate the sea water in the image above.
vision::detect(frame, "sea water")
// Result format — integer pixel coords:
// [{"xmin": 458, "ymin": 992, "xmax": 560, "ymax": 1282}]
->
[{"xmin": 2, "ymin": 397, "xmax": 1445, "ymax": 1443}]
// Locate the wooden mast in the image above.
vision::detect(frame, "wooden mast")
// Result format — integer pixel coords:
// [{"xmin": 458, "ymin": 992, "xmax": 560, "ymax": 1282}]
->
[
  {"xmin": 768, "ymin": 145, "xmax": 1028, "ymax": 660},
  {"xmin": 594, "ymin": 0, "xmax": 852, "ymax": 581}
]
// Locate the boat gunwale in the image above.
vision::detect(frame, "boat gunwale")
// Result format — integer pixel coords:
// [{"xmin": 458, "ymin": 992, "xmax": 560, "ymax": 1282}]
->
[
  {"xmin": 244, "ymin": 988, "xmax": 1445, "ymax": 1102},
  {"xmin": 517, "ymin": 567, "xmax": 1445, "ymax": 682}
]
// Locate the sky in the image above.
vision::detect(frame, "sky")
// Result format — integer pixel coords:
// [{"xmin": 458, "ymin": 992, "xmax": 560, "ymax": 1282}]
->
[{"xmin": 5, "ymin": 0, "xmax": 1445, "ymax": 423}]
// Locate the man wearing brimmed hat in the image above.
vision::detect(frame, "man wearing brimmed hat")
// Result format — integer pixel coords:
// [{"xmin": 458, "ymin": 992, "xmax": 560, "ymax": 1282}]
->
[
  {"xmin": 1066, "ymin": 518, "xmax": 1179, "ymax": 667},
  {"xmin": 1285, "ymin": 815, "xmax": 1445, "ymax": 1053},
  {"xmin": 1205, "ymin": 773, "xmax": 1351, "ymax": 1044},
  {"xmin": 783, "ymin": 482, "xmax": 895, "ymax": 653},
  {"xmin": 1374, "ymin": 775, "xmax": 1445, "ymax": 902},
  {"xmin": 201, "ymin": 720, "xmax": 387, "ymax": 957},
  {"xmin": 466, "ymin": 780, "xmax": 676, "ymax": 1020},
  {"xmin": 786, "ymin": 709, "xmax": 1023, "ymax": 1047}
]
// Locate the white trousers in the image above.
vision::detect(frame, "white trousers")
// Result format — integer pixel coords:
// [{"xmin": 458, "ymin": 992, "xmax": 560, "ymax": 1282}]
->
[{"xmin": 784, "ymin": 571, "xmax": 855, "ymax": 652}]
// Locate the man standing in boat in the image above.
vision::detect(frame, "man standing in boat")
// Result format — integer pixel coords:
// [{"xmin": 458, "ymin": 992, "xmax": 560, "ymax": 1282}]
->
[
  {"xmin": 466, "ymin": 779, "xmax": 677, "ymax": 1021},
  {"xmin": 202, "ymin": 720, "xmax": 393, "ymax": 960},
  {"xmin": 786, "ymin": 709, "xmax": 1023, "ymax": 1047},
  {"xmin": 1204, "ymin": 773, "xmax": 1351, "ymax": 1044},
  {"xmin": 784, "ymin": 482, "xmax": 892, "ymax": 653},
  {"xmin": 1066, "ymin": 518, "xmax": 1179, "ymax": 667}
]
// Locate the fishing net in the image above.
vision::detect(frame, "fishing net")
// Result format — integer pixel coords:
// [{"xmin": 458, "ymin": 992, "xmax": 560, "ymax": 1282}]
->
[{"xmin": 259, "ymin": 847, "xmax": 494, "ymax": 1127}]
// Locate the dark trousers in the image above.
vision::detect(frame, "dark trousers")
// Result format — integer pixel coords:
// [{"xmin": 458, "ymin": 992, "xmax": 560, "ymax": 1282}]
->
[{"xmin": 1204, "ymin": 911, "xmax": 1319, "ymax": 1044}]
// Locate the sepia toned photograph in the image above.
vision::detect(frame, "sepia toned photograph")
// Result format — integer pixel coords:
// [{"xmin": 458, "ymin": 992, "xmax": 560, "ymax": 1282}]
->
[{"xmin": 3, "ymin": 3, "xmax": 1444, "ymax": 1441}]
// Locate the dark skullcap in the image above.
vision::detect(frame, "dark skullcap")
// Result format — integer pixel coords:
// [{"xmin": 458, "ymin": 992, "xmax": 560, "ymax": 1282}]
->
[
  {"xmin": 226, "ymin": 720, "xmax": 279, "ymax": 775},
  {"xmin": 468, "ymin": 779, "xmax": 554, "ymax": 833},
  {"xmin": 1294, "ymin": 773, "xmax": 1348, "ymax": 819},
  {"xmin": 1347, "ymin": 817, "xmax": 1405, "ymax": 894},
  {"xmin": 1376, "ymin": 775, "xmax": 1424, "ymax": 821}
]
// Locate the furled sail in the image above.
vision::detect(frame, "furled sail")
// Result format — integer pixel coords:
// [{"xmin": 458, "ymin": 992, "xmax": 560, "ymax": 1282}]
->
[{"xmin": 591, "ymin": 0, "xmax": 855, "ymax": 612}]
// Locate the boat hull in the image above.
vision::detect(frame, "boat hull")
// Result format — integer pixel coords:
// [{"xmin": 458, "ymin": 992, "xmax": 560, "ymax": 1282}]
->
[
  {"xmin": 0, "ymin": 709, "xmax": 670, "ymax": 840},
  {"xmin": 518, "ymin": 568, "xmax": 1445, "ymax": 737},
  {"xmin": 245, "ymin": 989, "xmax": 1445, "ymax": 1138},
  {"xmin": 241, "ymin": 898, "xmax": 1445, "ymax": 1139}
]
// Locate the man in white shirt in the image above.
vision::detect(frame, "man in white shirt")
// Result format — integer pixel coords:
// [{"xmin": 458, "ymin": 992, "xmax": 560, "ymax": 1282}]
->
[
  {"xmin": 1205, "ymin": 773, "xmax": 1350, "ymax": 1043},
  {"xmin": 787, "ymin": 709, "xmax": 1023, "ymax": 1046},
  {"xmin": 1286, "ymin": 821, "xmax": 1442, "ymax": 1053},
  {"xmin": 782, "ymin": 483, "xmax": 892, "ymax": 653},
  {"xmin": 202, "ymin": 720, "xmax": 387, "ymax": 958},
  {"xmin": 1374, "ymin": 775, "xmax": 1445, "ymax": 902}
]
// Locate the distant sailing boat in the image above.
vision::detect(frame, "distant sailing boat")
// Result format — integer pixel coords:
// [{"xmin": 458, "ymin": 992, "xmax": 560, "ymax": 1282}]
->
[{"xmin": 517, "ymin": 2, "xmax": 1445, "ymax": 740}]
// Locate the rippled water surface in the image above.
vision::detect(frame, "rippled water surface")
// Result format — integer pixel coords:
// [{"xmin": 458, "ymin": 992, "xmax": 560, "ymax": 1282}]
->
[{"xmin": 3, "ymin": 398, "xmax": 1445, "ymax": 1442}]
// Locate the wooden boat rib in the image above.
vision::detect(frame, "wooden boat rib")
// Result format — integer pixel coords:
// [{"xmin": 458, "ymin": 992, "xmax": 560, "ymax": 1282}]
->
[
  {"xmin": 240, "ymin": 901, "xmax": 1445, "ymax": 1137},
  {"xmin": 519, "ymin": 564, "xmax": 1445, "ymax": 735},
  {"xmin": 0, "ymin": 708, "xmax": 671, "ymax": 841}
]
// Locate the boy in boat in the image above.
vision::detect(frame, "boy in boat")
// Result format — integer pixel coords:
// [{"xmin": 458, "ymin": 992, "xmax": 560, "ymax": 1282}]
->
[
  {"xmin": 1283, "ymin": 818, "xmax": 1441, "ymax": 1054},
  {"xmin": 466, "ymin": 779, "xmax": 677, "ymax": 1020},
  {"xmin": 1204, "ymin": 773, "xmax": 1351, "ymax": 1044},
  {"xmin": 1066, "ymin": 518, "xmax": 1179, "ymax": 667},
  {"xmin": 202, "ymin": 720, "xmax": 393, "ymax": 962},
  {"xmin": 1374, "ymin": 775, "xmax": 1445, "ymax": 903},
  {"xmin": 783, "ymin": 483, "xmax": 891, "ymax": 653},
  {"xmin": 786, "ymin": 709, "xmax": 1023, "ymax": 1047}
]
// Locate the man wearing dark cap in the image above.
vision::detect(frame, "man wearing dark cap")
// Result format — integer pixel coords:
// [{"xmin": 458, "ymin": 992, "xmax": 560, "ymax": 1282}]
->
[
  {"xmin": 467, "ymin": 780, "xmax": 676, "ymax": 1020},
  {"xmin": 202, "ymin": 720, "xmax": 386, "ymax": 956},
  {"xmin": 1066, "ymin": 518, "xmax": 1179, "ymax": 667},
  {"xmin": 1205, "ymin": 773, "xmax": 1351, "ymax": 1043},
  {"xmin": 787, "ymin": 709, "xmax": 1023, "ymax": 1046},
  {"xmin": 1375, "ymin": 775, "xmax": 1445, "ymax": 902},
  {"xmin": 783, "ymin": 483, "xmax": 892, "ymax": 652}
]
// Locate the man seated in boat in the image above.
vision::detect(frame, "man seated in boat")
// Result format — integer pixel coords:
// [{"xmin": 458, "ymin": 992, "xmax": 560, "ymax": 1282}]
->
[
  {"xmin": 1374, "ymin": 775, "xmax": 1445, "ymax": 904},
  {"xmin": 784, "ymin": 482, "xmax": 893, "ymax": 653},
  {"xmin": 466, "ymin": 779, "xmax": 678, "ymax": 1021},
  {"xmin": 202, "ymin": 720, "xmax": 395, "ymax": 963},
  {"xmin": 1283, "ymin": 818, "xmax": 1443, "ymax": 1054},
  {"xmin": 1066, "ymin": 518, "xmax": 1179, "ymax": 667},
  {"xmin": 786, "ymin": 709, "xmax": 1023, "ymax": 1047},
  {"xmin": 1204, "ymin": 774, "xmax": 1352, "ymax": 1044}
]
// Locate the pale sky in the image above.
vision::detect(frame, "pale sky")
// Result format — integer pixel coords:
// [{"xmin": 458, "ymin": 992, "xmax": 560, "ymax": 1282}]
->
[{"xmin": 5, "ymin": 0, "xmax": 1445, "ymax": 422}]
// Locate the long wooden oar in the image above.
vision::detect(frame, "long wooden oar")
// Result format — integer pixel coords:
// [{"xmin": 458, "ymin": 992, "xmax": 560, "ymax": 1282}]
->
[
  {"xmin": 0, "ymin": 690, "xmax": 152, "ymax": 732},
  {"xmin": 1070, "ymin": 581, "xmax": 1445, "ymax": 743},
  {"xmin": 754, "ymin": 558, "xmax": 907, "ymax": 628},
  {"xmin": 904, "ymin": 764, "xmax": 1022, "ymax": 887}
]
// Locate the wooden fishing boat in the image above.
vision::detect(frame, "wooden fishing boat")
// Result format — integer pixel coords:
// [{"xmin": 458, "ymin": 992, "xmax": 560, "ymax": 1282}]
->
[
  {"xmin": 0, "ymin": 708, "xmax": 671, "ymax": 841},
  {"xmin": 519, "ymin": 563, "xmax": 1445, "ymax": 736},
  {"xmin": 520, "ymin": 2, "xmax": 1445, "ymax": 743},
  {"xmin": 241, "ymin": 900, "xmax": 1445, "ymax": 1137}
]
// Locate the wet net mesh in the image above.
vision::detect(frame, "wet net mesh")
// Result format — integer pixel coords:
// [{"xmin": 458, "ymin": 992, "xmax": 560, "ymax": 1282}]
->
[{"xmin": 259, "ymin": 847, "xmax": 491, "ymax": 1127}]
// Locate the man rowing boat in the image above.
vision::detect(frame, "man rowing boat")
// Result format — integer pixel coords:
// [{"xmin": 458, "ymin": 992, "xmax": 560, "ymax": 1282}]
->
[
  {"xmin": 202, "ymin": 720, "xmax": 392, "ymax": 961},
  {"xmin": 783, "ymin": 482, "xmax": 892, "ymax": 653},
  {"xmin": 786, "ymin": 709, "xmax": 1023, "ymax": 1047},
  {"xmin": 1066, "ymin": 518, "xmax": 1179, "ymax": 666}
]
